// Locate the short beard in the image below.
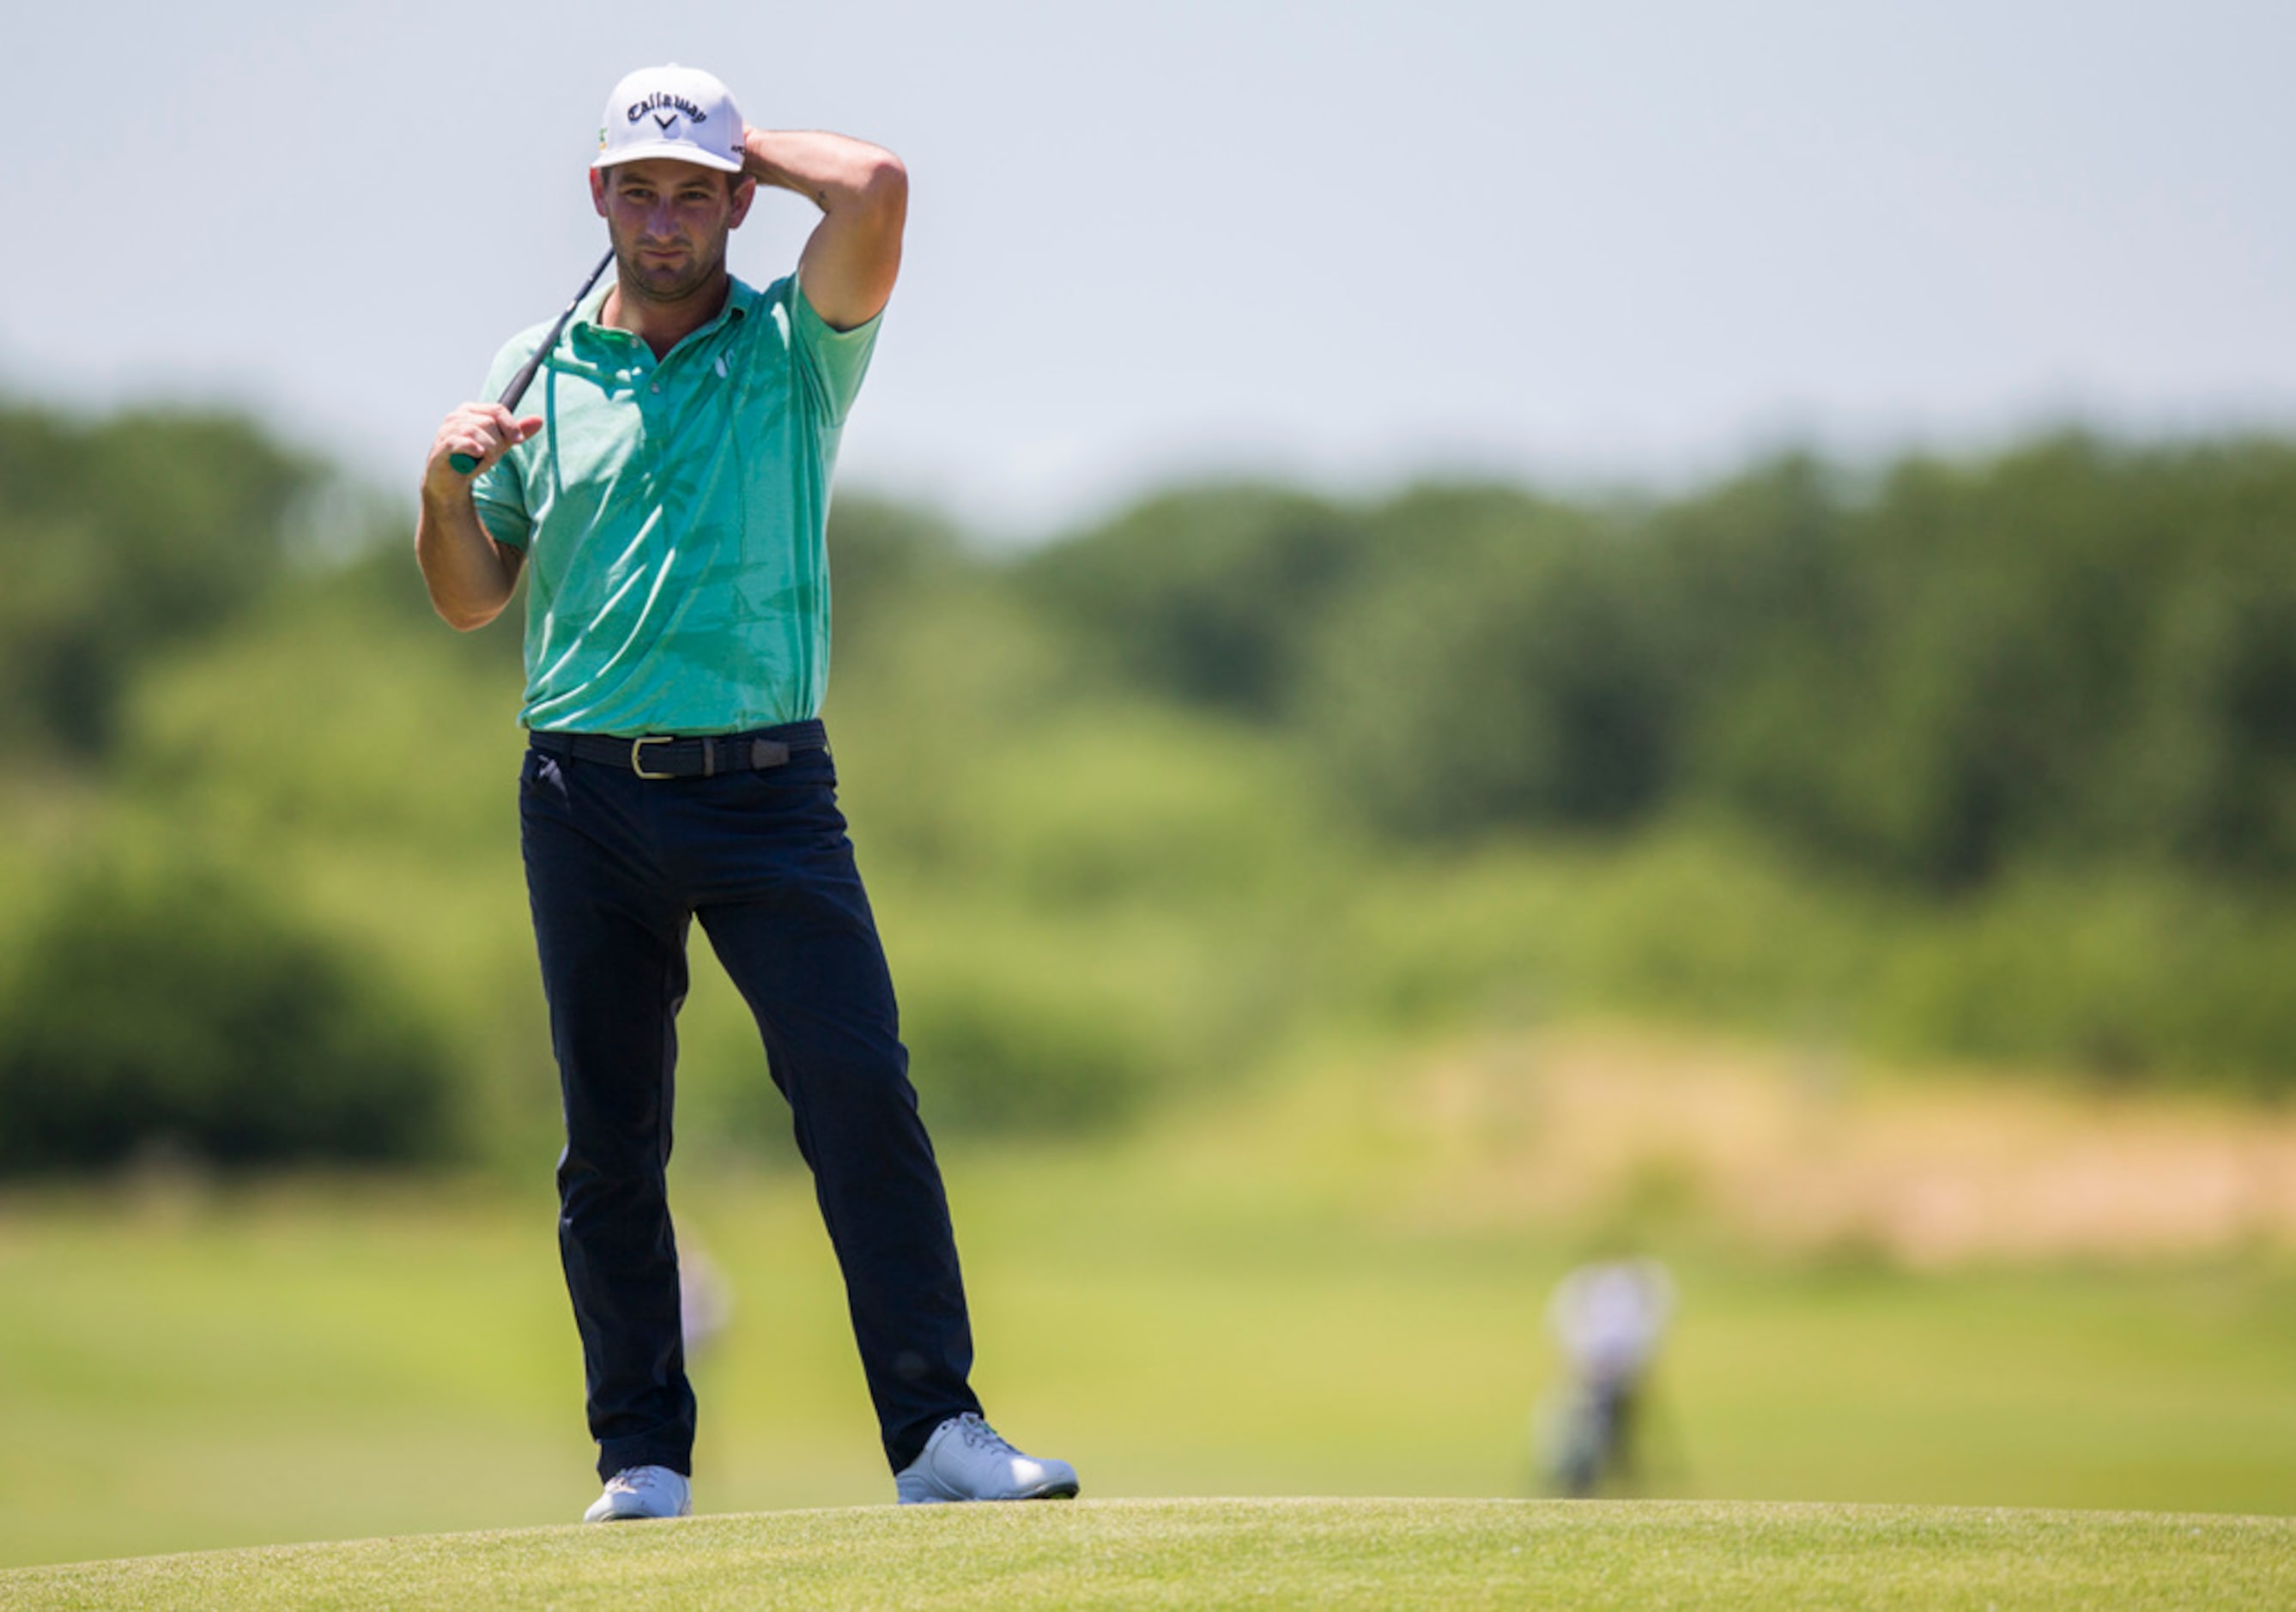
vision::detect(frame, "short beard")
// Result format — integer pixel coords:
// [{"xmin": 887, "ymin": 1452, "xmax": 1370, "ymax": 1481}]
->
[{"xmin": 613, "ymin": 234, "xmax": 727, "ymax": 308}]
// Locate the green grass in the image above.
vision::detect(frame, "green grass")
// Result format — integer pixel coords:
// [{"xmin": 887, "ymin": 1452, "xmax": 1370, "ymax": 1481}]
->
[
  {"xmin": 2, "ymin": 1126, "xmax": 2293, "ymax": 1572},
  {"xmin": 6, "ymin": 1499, "xmax": 2293, "ymax": 1609}
]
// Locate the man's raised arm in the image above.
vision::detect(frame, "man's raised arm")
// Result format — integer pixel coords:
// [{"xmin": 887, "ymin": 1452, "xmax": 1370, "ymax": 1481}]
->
[{"xmin": 741, "ymin": 129, "xmax": 908, "ymax": 330}]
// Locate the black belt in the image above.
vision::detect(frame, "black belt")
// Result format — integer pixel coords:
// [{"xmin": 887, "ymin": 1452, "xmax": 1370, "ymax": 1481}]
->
[{"xmin": 529, "ymin": 721, "xmax": 827, "ymax": 779}]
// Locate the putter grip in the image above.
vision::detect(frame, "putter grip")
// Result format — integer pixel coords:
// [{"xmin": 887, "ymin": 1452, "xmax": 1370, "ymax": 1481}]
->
[{"xmin": 450, "ymin": 348, "xmax": 551, "ymax": 476}]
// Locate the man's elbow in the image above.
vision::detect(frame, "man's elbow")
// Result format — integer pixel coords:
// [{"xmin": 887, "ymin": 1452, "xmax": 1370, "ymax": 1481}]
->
[
  {"xmin": 861, "ymin": 151, "xmax": 908, "ymax": 220},
  {"xmin": 433, "ymin": 594, "xmax": 505, "ymax": 633},
  {"xmin": 414, "ymin": 523, "xmax": 517, "ymax": 631},
  {"xmin": 421, "ymin": 564, "xmax": 511, "ymax": 631}
]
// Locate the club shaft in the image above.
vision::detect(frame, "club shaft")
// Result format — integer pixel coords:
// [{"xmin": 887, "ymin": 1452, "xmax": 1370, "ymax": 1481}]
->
[
  {"xmin": 500, "ymin": 247, "xmax": 615, "ymax": 410},
  {"xmin": 451, "ymin": 247, "xmax": 617, "ymax": 474}
]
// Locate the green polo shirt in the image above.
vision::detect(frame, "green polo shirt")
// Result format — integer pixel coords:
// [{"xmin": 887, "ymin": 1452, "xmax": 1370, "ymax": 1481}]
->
[{"xmin": 472, "ymin": 271, "xmax": 878, "ymax": 736}]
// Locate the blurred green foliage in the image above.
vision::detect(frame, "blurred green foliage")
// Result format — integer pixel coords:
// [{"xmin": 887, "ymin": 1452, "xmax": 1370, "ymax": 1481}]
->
[
  {"xmin": 0, "ymin": 853, "xmax": 449, "ymax": 1170},
  {"xmin": 0, "ymin": 404, "xmax": 318, "ymax": 757},
  {"xmin": 3, "ymin": 396, "xmax": 2296, "ymax": 1173}
]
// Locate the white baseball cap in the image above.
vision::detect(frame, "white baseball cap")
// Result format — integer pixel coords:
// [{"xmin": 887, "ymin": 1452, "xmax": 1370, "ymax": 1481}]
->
[{"xmin": 595, "ymin": 64, "xmax": 745, "ymax": 173}]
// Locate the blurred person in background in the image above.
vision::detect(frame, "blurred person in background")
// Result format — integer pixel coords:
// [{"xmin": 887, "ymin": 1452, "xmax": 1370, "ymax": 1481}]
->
[
  {"xmin": 676, "ymin": 1232, "xmax": 731, "ymax": 1362},
  {"xmin": 1536, "ymin": 1256, "xmax": 1676, "ymax": 1496}
]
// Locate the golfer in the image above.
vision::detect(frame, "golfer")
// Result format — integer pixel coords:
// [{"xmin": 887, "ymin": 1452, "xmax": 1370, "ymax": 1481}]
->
[{"xmin": 416, "ymin": 64, "xmax": 1076, "ymax": 1522}]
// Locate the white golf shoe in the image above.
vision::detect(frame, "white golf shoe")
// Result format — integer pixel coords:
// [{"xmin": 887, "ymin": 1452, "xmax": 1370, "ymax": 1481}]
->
[
  {"xmin": 582, "ymin": 1464, "xmax": 692, "ymax": 1523},
  {"xmin": 894, "ymin": 1413, "xmax": 1080, "ymax": 1504}
]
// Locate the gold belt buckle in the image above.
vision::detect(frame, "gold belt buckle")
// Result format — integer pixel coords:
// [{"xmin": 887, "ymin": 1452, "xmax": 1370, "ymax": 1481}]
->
[{"xmin": 630, "ymin": 736, "xmax": 677, "ymax": 780}]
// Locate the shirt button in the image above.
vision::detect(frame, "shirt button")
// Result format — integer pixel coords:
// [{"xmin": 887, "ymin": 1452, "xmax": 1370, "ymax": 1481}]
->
[{"xmin": 650, "ymin": 382, "xmax": 662, "ymax": 394}]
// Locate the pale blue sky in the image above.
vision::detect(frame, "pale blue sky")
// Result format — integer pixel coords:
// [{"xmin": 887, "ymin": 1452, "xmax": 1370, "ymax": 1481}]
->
[{"xmin": 10, "ymin": 1, "xmax": 2293, "ymax": 535}]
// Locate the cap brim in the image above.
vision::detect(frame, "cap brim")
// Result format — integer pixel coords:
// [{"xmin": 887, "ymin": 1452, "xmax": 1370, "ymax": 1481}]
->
[{"xmin": 593, "ymin": 141, "xmax": 744, "ymax": 173}]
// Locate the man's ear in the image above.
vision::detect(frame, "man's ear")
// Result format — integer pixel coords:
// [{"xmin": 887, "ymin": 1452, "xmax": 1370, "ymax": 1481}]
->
[
  {"xmin": 728, "ymin": 174, "xmax": 758, "ymax": 229},
  {"xmin": 590, "ymin": 168, "xmax": 609, "ymax": 217}
]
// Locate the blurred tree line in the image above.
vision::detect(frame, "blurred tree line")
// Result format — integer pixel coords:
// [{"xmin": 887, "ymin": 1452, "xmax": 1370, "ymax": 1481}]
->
[
  {"xmin": 1022, "ymin": 439, "xmax": 2296, "ymax": 892},
  {"xmin": 3, "ymin": 397, "xmax": 2294, "ymax": 1174}
]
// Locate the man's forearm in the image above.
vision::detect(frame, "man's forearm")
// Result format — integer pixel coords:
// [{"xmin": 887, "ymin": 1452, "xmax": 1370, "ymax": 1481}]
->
[
  {"xmin": 416, "ymin": 491, "xmax": 520, "ymax": 632},
  {"xmin": 742, "ymin": 129, "xmax": 905, "ymax": 214},
  {"xmin": 744, "ymin": 129, "xmax": 907, "ymax": 331}
]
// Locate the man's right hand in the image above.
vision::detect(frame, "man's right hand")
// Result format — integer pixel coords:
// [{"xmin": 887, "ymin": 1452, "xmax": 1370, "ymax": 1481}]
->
[{"xmin": 425, "ymin": 403, "xmax": 543, "ymax": 498}]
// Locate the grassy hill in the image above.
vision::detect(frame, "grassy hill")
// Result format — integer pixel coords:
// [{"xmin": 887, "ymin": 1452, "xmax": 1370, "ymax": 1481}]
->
[{"xmin": 7, "ymin": 1499, "xmax": 2293, "ymax": 1610}]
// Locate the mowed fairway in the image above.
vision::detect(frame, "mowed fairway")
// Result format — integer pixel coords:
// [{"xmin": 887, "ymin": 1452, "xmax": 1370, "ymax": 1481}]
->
[{"xmin": 5, "ymin": 1499, "xmax": 2293, "ymax": 1610}]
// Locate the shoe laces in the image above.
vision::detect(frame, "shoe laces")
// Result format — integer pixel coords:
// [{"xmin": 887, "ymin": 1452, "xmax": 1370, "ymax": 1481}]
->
[{"xmin": 952, "ymin": 1412, "xmax": 1017, "ymax": 1455}]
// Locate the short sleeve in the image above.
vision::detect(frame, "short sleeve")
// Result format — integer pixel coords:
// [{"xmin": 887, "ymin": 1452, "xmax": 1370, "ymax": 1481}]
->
[
  {"xmin": 470, "ymin": 336, "xmax": 539, "ymax": 551},
  {"xmin": 788, "ymin": 274, "xmax": 882, "ymax": 428}
]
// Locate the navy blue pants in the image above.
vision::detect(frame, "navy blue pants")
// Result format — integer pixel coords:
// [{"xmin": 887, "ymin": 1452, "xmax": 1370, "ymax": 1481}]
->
[{"xmin": 518, "ymin": 725, "xmax": 981, "ymax": 1481}]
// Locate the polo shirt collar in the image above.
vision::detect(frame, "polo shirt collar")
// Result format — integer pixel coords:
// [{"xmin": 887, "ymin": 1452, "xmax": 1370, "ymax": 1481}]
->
[{"xmin": 570, "ymin": 272, "xmax": 755, "ymax": 350}]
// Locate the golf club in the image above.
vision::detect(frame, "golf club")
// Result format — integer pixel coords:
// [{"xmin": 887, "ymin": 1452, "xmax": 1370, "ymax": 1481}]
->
[{"xmin": 449, "ymin": 246, "xmax": 616, "ymax": 474}]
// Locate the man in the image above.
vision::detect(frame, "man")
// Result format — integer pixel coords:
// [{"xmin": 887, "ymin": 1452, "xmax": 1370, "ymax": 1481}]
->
[{"xmin": 416, "ymin": 63, "xmax": 1076, "ymax": 1522}]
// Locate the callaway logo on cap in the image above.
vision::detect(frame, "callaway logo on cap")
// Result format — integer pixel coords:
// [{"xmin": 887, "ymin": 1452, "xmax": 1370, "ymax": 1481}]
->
[{"xmin": 595, "ymin": 64, "xmax": 746, "ymax": 173}]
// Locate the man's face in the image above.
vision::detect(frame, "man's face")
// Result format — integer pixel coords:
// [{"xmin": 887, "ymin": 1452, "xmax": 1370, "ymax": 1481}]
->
[{"xmin": 590, "ymin": 158, "xmax": 757, "ymax": 305}]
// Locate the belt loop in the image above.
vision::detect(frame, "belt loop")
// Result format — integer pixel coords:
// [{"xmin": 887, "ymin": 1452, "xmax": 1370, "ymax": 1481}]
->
[{"xmin": 702, "ymin": 736, "xmax": 717, "ymax": 779}]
